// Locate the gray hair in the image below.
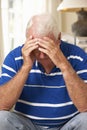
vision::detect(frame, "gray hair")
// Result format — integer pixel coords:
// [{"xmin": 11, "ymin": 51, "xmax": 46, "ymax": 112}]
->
[{"xmin": 26, "ymin": 13, "xmax": 59, "ymax": 40}]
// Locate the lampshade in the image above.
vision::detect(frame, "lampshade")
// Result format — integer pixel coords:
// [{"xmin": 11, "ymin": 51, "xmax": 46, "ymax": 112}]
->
[
  {"xmin": 57, "ymin": 0, "xmax": 87, "ymax": 38},
  {"xmin": 57, "ymin": 0, "xmax": 87, "ymax": 12}
]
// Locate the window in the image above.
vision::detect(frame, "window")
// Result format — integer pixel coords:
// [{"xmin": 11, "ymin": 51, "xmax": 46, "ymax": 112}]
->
[{"xmin": 1, "ymin": 0, "xmax": 47, "ymax": 57}]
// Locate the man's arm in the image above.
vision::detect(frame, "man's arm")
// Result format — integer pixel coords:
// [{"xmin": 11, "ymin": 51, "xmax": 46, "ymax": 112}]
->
[
  {"xmin": 38, "ymin": 37, "xmax": 87, "ymax": 112},
  {"xmin": 58, "ymin": 55, "xmax": 87, "ymax": 112},
  {"xmin": 0, "ymin": 36, "xmax": 38, "ymax": 110},
  {"xmin": 51, "ymin": 42, "xmax": 87, "ymax": 112},
  {"xmin": 0, "ymin": 65, "xmax": 31, "ymax": 110}
]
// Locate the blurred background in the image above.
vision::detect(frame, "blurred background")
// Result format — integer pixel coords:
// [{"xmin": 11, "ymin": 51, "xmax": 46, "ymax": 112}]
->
[{"xmin": 0, "ymin": 0, "xmax": 87, "ymax": 71}]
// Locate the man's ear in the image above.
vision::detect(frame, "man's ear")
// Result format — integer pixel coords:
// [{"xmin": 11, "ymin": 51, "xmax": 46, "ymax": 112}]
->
[{"xmin": 57, "ymin": 32, "xmax": 61, "ymax": 42}]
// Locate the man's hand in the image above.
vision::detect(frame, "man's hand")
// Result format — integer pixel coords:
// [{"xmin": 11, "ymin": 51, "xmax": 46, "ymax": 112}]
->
[
  {"xmin": 22, "ymin": 36, "xmax": 39, "ymax": 69},
  {"xmin": 36, "ymin": 37, "xmax": 63, "ymax": 68}
]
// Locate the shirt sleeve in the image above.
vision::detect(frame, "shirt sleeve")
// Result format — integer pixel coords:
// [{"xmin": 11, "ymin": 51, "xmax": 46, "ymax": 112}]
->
[
  {"xmin": 0, "ymin": 51, "xmax": 17, "ymax": 85},
  {"xmin": 69, "ymin": 46, "xmax": 87, "ymax": 82}
]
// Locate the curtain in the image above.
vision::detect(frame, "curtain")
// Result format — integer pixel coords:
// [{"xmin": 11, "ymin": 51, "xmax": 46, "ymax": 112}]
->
[
  {"xmin": 46, "ymin": 0, "xmax": 62, "ymax": 31},
  {"xmin": 0, "ymin": 0, "xmax": 4, "ymax": 73}
]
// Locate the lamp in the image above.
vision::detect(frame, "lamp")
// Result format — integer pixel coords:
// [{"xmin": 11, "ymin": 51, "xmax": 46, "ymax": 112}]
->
[{"xmin": 57, "ymin": 0, "xmax": 87, "ymax": 37}]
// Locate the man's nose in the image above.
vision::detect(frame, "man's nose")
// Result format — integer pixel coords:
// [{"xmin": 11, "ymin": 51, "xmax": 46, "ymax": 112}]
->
[{"xmin": 39, "ymin": 52, "xmax": 45, "ymax": 58}]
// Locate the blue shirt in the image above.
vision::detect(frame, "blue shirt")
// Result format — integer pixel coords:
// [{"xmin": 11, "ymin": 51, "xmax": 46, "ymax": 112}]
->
[{"xmin": 0, "ymin": 41, "xmax": 87, "ymax": 128}]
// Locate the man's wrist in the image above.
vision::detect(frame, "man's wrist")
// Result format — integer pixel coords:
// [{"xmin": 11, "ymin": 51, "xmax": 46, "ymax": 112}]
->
[{"xmin": 21, "ymin": 64, "xmax": 32, "ymax": 73}]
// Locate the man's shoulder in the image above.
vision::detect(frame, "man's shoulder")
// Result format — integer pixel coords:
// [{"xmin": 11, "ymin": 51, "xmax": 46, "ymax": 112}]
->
[
  {"xmin": 61, "ymin": 40, "xmax": 86, "ymax": 55},
  {"xmin": 61, "ymin": 40, "xmax": 78, "ymax": 49},
  {"xmin": 8, "ymin": 45, "xmax": 23, "ymax": 57}
]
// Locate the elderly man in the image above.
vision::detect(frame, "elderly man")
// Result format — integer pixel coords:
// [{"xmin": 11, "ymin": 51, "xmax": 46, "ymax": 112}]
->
[{"xmin": 0, "ymin": 13, "xmax": 87, "ymax": 130}]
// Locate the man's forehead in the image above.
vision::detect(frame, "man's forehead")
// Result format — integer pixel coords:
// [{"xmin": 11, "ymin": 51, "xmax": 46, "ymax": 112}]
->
[{"xmin": 27, "ymin": 27, "xmax": 55, "ymax": 41}]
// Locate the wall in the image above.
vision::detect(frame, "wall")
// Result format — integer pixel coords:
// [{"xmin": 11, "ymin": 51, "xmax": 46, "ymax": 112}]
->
[
  {"xmin": 61, "ymin": 12, "xmax": 77, "ymax": 35},
  {"xmin": 47, "ymin": 0, "xmax": 78, "ymax": 35}
]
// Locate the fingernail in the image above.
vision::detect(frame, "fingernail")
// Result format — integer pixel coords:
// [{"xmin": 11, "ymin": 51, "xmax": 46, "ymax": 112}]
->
[{"xmin": 36, "ymin": 42, "xmax": 39, "ymax": 44}]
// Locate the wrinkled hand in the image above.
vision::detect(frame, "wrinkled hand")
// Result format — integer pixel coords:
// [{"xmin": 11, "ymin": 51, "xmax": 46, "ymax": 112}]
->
[
  {"xmin": 22, "ymin": 36, "xmax": 38, "ymax": 68},
  {"xmin": 37, "ymin": 37, "xmax": 63, "ymax": 67}
]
